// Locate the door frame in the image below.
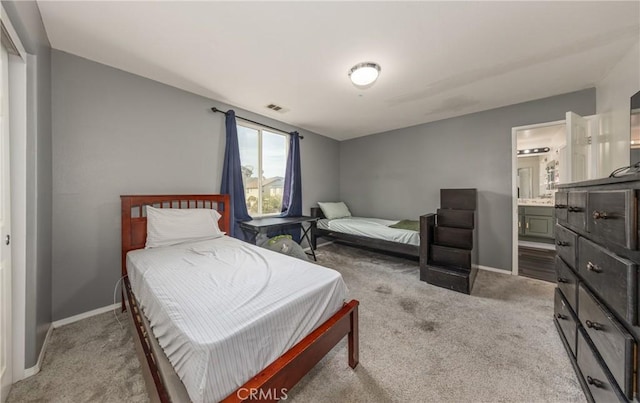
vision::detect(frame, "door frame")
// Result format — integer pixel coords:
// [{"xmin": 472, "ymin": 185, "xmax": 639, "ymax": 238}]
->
[
  {"xmin": 1, "ymin": 4, "xmax": 27, "ymax": 386},
  {"xmin": 511, "ymin": 119, "xmax": 565, "ymax": 276}
]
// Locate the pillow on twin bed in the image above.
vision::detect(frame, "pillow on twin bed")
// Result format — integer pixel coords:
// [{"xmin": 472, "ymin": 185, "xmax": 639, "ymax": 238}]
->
[
  {"xmin": 317, "ymin": 201, "xmax": 352, "ymax": 220},
  {"xmin": 145, "ymin": 206, "xmax": 224, "ymax": 248}
]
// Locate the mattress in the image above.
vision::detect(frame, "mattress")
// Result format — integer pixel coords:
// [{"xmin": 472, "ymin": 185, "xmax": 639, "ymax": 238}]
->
[
  {"xmin": 126, "ymin": 236, "xmax": 348, "ymax": 403},
  {"xmin": 317, "ymin": 216, "xmax": 420, "ymax": 246}
]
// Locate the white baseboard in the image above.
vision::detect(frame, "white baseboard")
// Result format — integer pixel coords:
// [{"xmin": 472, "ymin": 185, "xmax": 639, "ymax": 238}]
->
[
  {"xmin": 476, "ymin": 264, "xmax": 512, "ymax": 275},
  {"xmin": 22, "ymin": 323, "xmax": 53, "ymax": 378},
  {"xmin": 21, "ymin": 304, "xmax": 120, "ymax": 380},
  {"xmin": 52, "ymin": 303, "xmax": 120, "ymax": 329}
]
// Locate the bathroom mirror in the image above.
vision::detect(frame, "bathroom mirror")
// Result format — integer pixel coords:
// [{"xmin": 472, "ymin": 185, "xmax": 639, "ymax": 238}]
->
[{"xmin": 517, "ymin": 167, "xmax": 533, "ymax": 198}]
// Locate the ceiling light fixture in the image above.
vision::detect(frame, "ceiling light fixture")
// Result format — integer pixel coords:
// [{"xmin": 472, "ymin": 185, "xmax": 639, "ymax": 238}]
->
[{"xmin": 349, "ymin": 62, "xmax": 381, "ymax": 87}]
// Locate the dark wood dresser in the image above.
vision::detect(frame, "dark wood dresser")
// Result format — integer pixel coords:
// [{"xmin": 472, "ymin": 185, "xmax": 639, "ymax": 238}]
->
[{"xmin": 554, "ymin": 174, "xmax": 640, "ymax": 402}]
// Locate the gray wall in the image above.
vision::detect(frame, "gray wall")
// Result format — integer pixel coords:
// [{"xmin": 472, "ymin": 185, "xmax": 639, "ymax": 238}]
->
[
  {"xmin": 340, "ymin": 88, "xmax": 595, "ymax": 271},
  {"xmin": 51, "ymin": 50, "xmax": 340, "ymax": 320},
  {"xmin": 3, "ymin": 1, "xmax": 53, "ymax": 367},
  {"xmin": 596, "ymin": 41, "xmax": 640, "ymax": 171}
]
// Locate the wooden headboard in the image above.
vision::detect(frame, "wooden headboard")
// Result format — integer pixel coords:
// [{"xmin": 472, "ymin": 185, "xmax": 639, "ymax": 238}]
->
[
  {"xmin": 120, "ymin": 194, "xmax": 231, "ymax": 278},
  {"xmin": 310, "ymin": 206, "xmax": 326, "ymax": 219}
]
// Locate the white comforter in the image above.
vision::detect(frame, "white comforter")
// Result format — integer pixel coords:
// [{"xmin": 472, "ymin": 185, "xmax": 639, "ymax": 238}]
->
[
  {"xmin": 126, "ymin": 236, "xmax": 348, "ymax": 403},
  {"xmin": 317, "ymin": 216, "xmax": 420, "ymax": 246}
]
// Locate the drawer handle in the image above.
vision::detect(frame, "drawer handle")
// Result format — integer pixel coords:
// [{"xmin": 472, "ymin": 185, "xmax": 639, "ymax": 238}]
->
[
  {"xmin": 555, "ymin": 204, "xmax": 567, "ymax": 209},
  {"xmin": 556, "ymin": 241, "xmax": 569, "ymax": 247},
  {"xmin": 556, "ymin": 313, "xmax": 567, "ymax": 320},
  {"xmin": 586, "ymin": 262, "xmax": 602, "ymax": 273},
  {"xmin": 557, "ymin": 277, "xmax": 568, "ymax": 284},
  {"xmin": 592, "ymin": 210, "xmax": 608, "ymax": 220},
  {"xmin": 585, "ymin": 320, "xmax": 604, "ymax": 331},
  {"xmin": 568, "ymin": 206, "xmax": 582, "ymax": 212},
  {"xmin": 586, "ymin": 376, "xmax": 604, "ymax": 388}
]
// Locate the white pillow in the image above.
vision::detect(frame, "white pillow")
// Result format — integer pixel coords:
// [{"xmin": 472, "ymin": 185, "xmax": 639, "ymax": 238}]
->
[
  {"xmin": 145, "ymin": 207, "xmax": 224, "ymax": 248},
  {"xmin": 317, "ymin": 202, "xmax": 352, "ymax": 220}
]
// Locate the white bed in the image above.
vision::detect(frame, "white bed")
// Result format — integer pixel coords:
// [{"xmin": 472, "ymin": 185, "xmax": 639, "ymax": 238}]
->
[
  {"xmin": 126, "ymin": 235, "xmax": 348, "ymax": 403},
  {"xmin": 317, "ymin": 216, "xmax": 420, "ymax": 246}
]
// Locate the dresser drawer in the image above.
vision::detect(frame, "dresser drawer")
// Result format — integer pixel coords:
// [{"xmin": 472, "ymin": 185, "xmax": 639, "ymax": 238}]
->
[
  {"xmin": 555, "ymin": 224, "xmax": 578, "ymax": 270},
  {"xmin": 588, "ymin": 190, "xmax": 637, "ymax": 250},
  {"xmin": 437, "ymin": 209, "xmax": 474, "ymax": 229},
  {"xmin": 568, "ymin": 191, "xmax": 587, "ymax": 232},
  {"xmin": 577, "ymin": 328, "xmax": 627, "ymax": 403},
  {"xmin": 554, "ymin": 288, "xmax": 578, "ymax": 356},
  {"xmin": 578, "ymin": 237, "xmax": 638, "ymax": 324},
  {"xmin": 434, "ymin": 227, "xmax": 473, "ymax": 249},
  {"xmin": 431, "ymin": 244, "xmax": 471, "ymax": 269},
  {"xmin": 578, "ymin": 284, "xmax": 634, "ymax": 397},
  {"xmin": 555, "ymin": 191, "xmax": 569, "ymax": 223},
  {"xmin": 556, "ymin": 257, "xmax": 578, "ymax": 311}
]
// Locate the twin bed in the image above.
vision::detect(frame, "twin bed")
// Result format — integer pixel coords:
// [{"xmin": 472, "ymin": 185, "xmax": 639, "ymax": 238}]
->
[
  {"xmin": 310, "ymin": 205, "xmax": 429, "ymax": 260},
  {"xmin": 121, "ymin": 195, "xmax": 359, "ymax": 402}
]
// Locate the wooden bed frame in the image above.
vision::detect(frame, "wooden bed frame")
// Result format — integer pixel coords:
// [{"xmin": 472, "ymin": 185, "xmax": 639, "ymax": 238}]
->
[
  {"xmin": 310, "ymin": 207, "xmax": 432, "ymax": 265},
  {"xmin": 121, "ymin": 195, "xmax": 360, "ymax": 402}
]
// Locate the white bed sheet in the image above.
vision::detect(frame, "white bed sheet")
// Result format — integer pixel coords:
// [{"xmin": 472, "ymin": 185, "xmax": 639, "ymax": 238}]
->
[
  {"xmin": 317, "ymin": 216, "xmax": 420, "ymax": 246},
  {"xmin": 126, "ymin": 236, "xmax": 348, "ymax": 403}
]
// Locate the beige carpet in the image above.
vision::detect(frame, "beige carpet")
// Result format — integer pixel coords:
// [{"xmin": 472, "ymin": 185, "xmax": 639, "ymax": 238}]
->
[
  {"xmin": 7, "ymin": 310, "xmax": 148, "ymax": 402},
  {"xmin": 8, "ymin": 243, "xmax": 584, "ymax": 402}
]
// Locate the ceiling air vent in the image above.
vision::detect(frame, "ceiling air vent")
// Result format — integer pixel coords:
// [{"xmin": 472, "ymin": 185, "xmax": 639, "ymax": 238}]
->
[{"xmin": 265, "ymin": 103, "xmax": 289, "ymax": 113}]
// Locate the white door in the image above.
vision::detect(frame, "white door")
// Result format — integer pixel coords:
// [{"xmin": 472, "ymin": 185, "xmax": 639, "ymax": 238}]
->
[
  {"xmin": 566, "ymin": 111, "xmax": 590, "ymax": 182},
  {"xmin": 0, "ymin": 42, "xmax": 12, "ymax": 403},
  {"xmin": 588, "ymin": 115, "xmax": 602, "ymax": 179}
]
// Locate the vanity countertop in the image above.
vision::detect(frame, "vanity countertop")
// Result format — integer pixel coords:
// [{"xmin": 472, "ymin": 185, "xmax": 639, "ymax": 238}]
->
[{"xmin": 518, "ymin": 198, "xmax": 554, "ymax": 207}]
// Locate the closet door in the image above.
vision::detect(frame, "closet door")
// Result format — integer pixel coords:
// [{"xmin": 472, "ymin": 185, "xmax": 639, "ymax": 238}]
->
[{"xmin": 0, "ymin": 41, "xmax": 12, "ymax": 403}]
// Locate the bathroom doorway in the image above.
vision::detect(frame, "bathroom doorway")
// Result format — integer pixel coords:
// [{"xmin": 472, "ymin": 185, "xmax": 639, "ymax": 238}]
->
[{"xmin": 511, "ymin": 120, "xmax": 565, "ymax": 282}]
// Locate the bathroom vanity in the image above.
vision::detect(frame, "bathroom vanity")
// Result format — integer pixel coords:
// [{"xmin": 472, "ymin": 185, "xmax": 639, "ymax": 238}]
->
[{"xmin": 518, "ymin": 201, "xmax": 555, "ymax": 241}]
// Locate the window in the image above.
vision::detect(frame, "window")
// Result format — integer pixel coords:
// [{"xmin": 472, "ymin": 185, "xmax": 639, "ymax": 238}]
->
[{"xmin": 237, "ymin": 123, "xmax": 288, "ymax": 217}]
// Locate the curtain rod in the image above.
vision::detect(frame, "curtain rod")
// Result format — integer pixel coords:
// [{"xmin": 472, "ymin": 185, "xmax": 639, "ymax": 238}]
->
[{"xmin": 211, "ymin": 107, "xmax": 304, "ymax": 139}]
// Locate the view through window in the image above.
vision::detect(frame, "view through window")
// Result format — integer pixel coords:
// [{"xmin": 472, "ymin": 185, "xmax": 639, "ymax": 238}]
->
[{"xmin": 237, "ymin": 123, "xmax": 288, "ymax": 216}]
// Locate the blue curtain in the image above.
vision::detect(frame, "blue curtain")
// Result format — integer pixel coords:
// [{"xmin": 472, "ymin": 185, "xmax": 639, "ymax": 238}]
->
[
  {"xmin": 220, "ymin": 110, "xmax": 251, "ymax": 240},
  {"xmin": 281, "ymin": 131, "xmax": 303, "ymax": 241}
]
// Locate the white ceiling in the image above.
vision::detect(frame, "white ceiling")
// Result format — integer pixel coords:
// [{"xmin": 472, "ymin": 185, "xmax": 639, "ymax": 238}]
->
[{"xmin": 37, "ymin": 1, "xmax": 639, "ymax": 141}]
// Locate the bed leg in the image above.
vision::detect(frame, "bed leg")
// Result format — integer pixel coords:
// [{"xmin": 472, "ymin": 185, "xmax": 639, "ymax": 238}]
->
[
  {"xmin": 348, "ymin": 304, "xmax": 359, "ymax": 369},
  {"xmin": 310, "ymin": 227, "xmax": 317, "ymax": 250},
  {"xmin": 121, "ymin": 288, "xmax": 126, "ymax": 313},
  {"xmin": 419, "ymin": 213, "xmax": 436, "ymax": 282}
]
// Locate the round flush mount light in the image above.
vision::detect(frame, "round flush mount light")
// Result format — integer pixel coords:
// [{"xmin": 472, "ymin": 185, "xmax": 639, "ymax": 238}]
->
[{"xmin": 348, "ymin": 62, "xmax": 381, "ymax": 87}]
